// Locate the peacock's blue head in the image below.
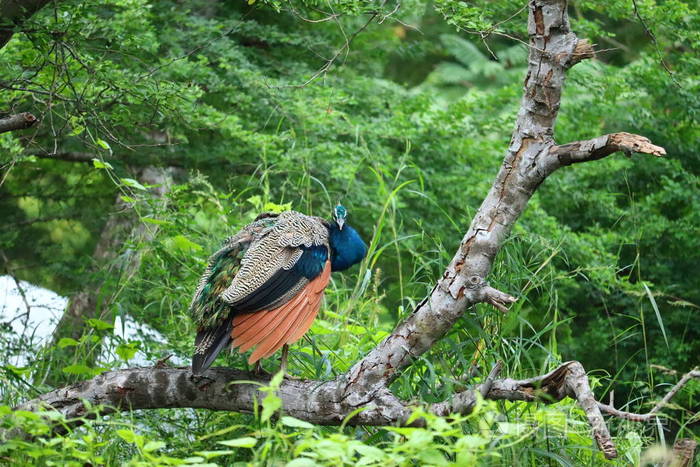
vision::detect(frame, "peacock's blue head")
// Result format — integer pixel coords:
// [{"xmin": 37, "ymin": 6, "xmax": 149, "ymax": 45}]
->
[
  {"xmin": 333, "ymin": 204, "xmax": 347, "ymax": 230},
  {"xmin": 328, "ymin": 204, "xmax": 367, "ymax": 271}
]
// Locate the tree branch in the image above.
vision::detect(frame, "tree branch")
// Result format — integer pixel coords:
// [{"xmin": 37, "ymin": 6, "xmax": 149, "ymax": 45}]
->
[
  {"xmin": 0, "ymin": 112, "xmax": 38, "ymax": 134},
  {"xmin": 16, "ymin": 361, "xmax": 694, "ymax": 461},
  {"xmin": 596, "ymin": 369, "xmax": 700, "ymax": 422},
  {"xmin": 550, "ymin": 132, "xmax": 667, "ymax": 165}
]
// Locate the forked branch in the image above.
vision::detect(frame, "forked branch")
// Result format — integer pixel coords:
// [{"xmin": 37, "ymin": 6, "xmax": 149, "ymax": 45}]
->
[
  {"xmin": 597, "ymin": 369, "xmax": 700, "ymax": 422},
  {"xmin": 16, "ymin": 361, "xmax": 697, "ymax": 462}
]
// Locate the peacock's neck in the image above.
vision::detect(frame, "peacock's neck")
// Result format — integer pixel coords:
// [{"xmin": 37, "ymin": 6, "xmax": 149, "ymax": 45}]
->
[{"xmin": 328, "ymin": 223, "xmax": 367, "ymax": 272}]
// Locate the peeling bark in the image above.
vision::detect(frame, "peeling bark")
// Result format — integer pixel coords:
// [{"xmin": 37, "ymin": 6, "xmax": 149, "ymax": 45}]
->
[{"xmin": 14, "ymin": 0, "xmax": 672, "ymax": 460}]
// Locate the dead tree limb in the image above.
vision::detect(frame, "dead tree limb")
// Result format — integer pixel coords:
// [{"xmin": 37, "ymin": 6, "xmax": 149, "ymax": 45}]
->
[
  {"xmin": 13, "ymin": 0, "xmax": 671, "ymax": 459},
  {"xmin": 0, "ymin": 112, "xmax": 38, "ymax": 134}
]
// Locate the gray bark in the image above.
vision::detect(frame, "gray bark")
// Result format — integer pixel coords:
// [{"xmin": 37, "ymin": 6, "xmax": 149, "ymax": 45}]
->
[
  {"xmin": 13, "ymin": 363, "xmax": 609, "ymax": 427},
  {"xmin": 0, "ymin": 112, "xmax": 37, "ymax": 133},
  {"xmin": 16, "ymin": 362, "xmax": 697, "ymax": 461},
  {"xmin": 16, "ymin": 0, "xmax": 670, "ymax": 459}
]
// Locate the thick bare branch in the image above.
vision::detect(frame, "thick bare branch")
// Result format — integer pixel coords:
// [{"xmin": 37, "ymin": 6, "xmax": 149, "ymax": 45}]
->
[
  {"xmin": 550, "ymin": 132, "xmax": 667, "ymax": 166},
  {"xmin": 0, "ymin": 112, "xmax": 37, "ymax": 133},
  {"xmin": 16, "ymin": 367, "xmax": 414, "ymax": 429},
  {"xmin": 18, "ymin": 360, "xmax": 695, "ymax": 461},
  {"xmin": 339, "ymin": 0, "xmax": 600, "ymax": 404}
]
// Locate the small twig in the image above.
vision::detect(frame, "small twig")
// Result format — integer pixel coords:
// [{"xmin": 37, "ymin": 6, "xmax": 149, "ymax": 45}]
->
[
  {"xmin": 650, "ymin": 364, "xmax": 679, "ymax": 376},
  {"xmin": 154, "ymin": 354, "xmax": 173, "ymax": 368},
  {"xmin": 550, "ymin": 132, "xmax": 666, "ymax": 167},
  {"xmin": 480, "ymin": 361, "xmax": 503, "ymax": 397},
  {"xmin": 478, "ymin": 285, "xmax": 518, "ymax": 313},
  {"xmin": 597, "ymin": 369, "xmax": 700, "ymax": 422},
  {"xmin": 286, "ymin": 12, "xmax": 379, "ymax": 88},
  {"xmin": 631, "ymin": 0, "xmax": 680, "ymax": 87}
]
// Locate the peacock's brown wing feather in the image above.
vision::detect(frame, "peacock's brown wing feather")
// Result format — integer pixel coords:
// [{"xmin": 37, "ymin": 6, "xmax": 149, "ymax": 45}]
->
[{"xmin": 190, "ymin": 210, "xmax": 331, "ymax": 374}]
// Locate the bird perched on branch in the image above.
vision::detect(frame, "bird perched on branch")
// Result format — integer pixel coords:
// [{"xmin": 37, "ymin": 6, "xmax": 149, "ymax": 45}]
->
[{"xmin": 190, "ymin": 205, "xmax": 367, "ymax": 375}]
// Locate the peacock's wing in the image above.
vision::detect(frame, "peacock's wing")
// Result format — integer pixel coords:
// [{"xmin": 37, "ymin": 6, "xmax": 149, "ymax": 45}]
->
[
  {"xmin": 191, "ymin": 211, "xmax": 331, "ymax": 374},
  {"xmin": 189, "ymin": 213, "xmax": 278, "ymax": 329}
]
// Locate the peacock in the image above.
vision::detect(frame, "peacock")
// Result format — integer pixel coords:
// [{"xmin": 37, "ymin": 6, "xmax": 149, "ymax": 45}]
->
[{"xmin": 189, "ymin": 205, "xmax": 367, "ymax": 375}]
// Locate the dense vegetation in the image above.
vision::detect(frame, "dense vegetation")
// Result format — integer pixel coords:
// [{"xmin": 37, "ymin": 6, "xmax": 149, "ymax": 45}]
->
[{"xmin": 1, "ymin": 0, "xmax": 698, "ymax": 465}]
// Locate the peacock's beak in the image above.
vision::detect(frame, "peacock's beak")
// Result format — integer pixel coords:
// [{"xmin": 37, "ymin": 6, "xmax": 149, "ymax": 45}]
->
[{"xmin": 337, "ymin": 218, "xmax": 345, "ymax": 230}]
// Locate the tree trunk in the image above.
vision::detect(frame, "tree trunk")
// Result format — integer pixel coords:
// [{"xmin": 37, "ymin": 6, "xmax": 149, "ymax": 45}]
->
[{"xmin": 45, "ymin": 167, "xmax": 177, "ymax": 385}]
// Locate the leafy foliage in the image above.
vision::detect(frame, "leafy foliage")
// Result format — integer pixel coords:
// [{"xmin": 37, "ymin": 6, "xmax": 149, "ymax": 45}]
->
[{"xmin": 0, "ymin": 0, "xmax": 698, "ymax": 464}]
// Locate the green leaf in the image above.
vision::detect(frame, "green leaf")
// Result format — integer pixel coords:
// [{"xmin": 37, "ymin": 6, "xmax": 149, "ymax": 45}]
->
[
  {"xmin": 418, "ymin": 448, "xmax": 448, "ymax": 466},
  {"xmin": 285, "ymin": 459, "xmax": 318, "ymax": 467},
  {"xmin": 194, "ymin": 450, "xmax": 234, "ymax": 459},
  {"xmin": 61, "ymin": 364, "xmax": 92, "ymax": 375},
  {"xmin": 68, "ymin": 117, "xmax": 85, "ymax": 136},
  {"xmin": 262, "ymin": 201, "xmax": 292, "ymax": 213},
  {"xmin": 164, "ymin": 234, "xmax": 203, "ymax": 252},
  {"xmin": 643, "ymin": 283, "xmax": 669, "ymax": 350},
  {"xmin": 217, "ymin": 437, "xmax": 257, "ymax": 448},
  {"xmin": 353, "ymin": 444, "xmax": 385, "ymax": 460},
  {"xmin": 116, "ymin": 429, "xmax": 140, "ymax": 444},
  {"xmin": 57, "ymin": 337, "xmax": 79, "ymax": 348},
  {"xmin": 261, "ymin": 391, "xmax": 282, "ymax": 424},
  {"xmin": 120, "ymin": 195, "xmax": 136, "ymax": 203},
  {"xmin": 142, "ymin": 217, "xmax": 170, "ymax": 225},
  {"xmin": 96, "ymin": 139, "xmax": 112, "ymax": 152},
  {"xmin": 116, "ymin": 342, "xmax": 139, "ymax": 361},
  {"xmin": 121, "ymin": 178, "xmax": 147, "ymax": 191},
  {"xmin": 91, "ymin": 158, "xmax": 113, "ymax": 170},
  {"xmin": 456, "ymin": 434, "xmax": 489, "ymax": 449},
  {"xmin": 143, "ymin": 441, "xmax": 166, "ymax": 452},
  {"xmin": 3, "ymin": 365, "xmax": 31, "ymax": 377},
  {"xmin": 86, "ymin": 318, "xmax": 114, "ymax": 331},
  {"xmin": 280, "ymin": 416, "xmax": 314, "ymax": 429}
]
